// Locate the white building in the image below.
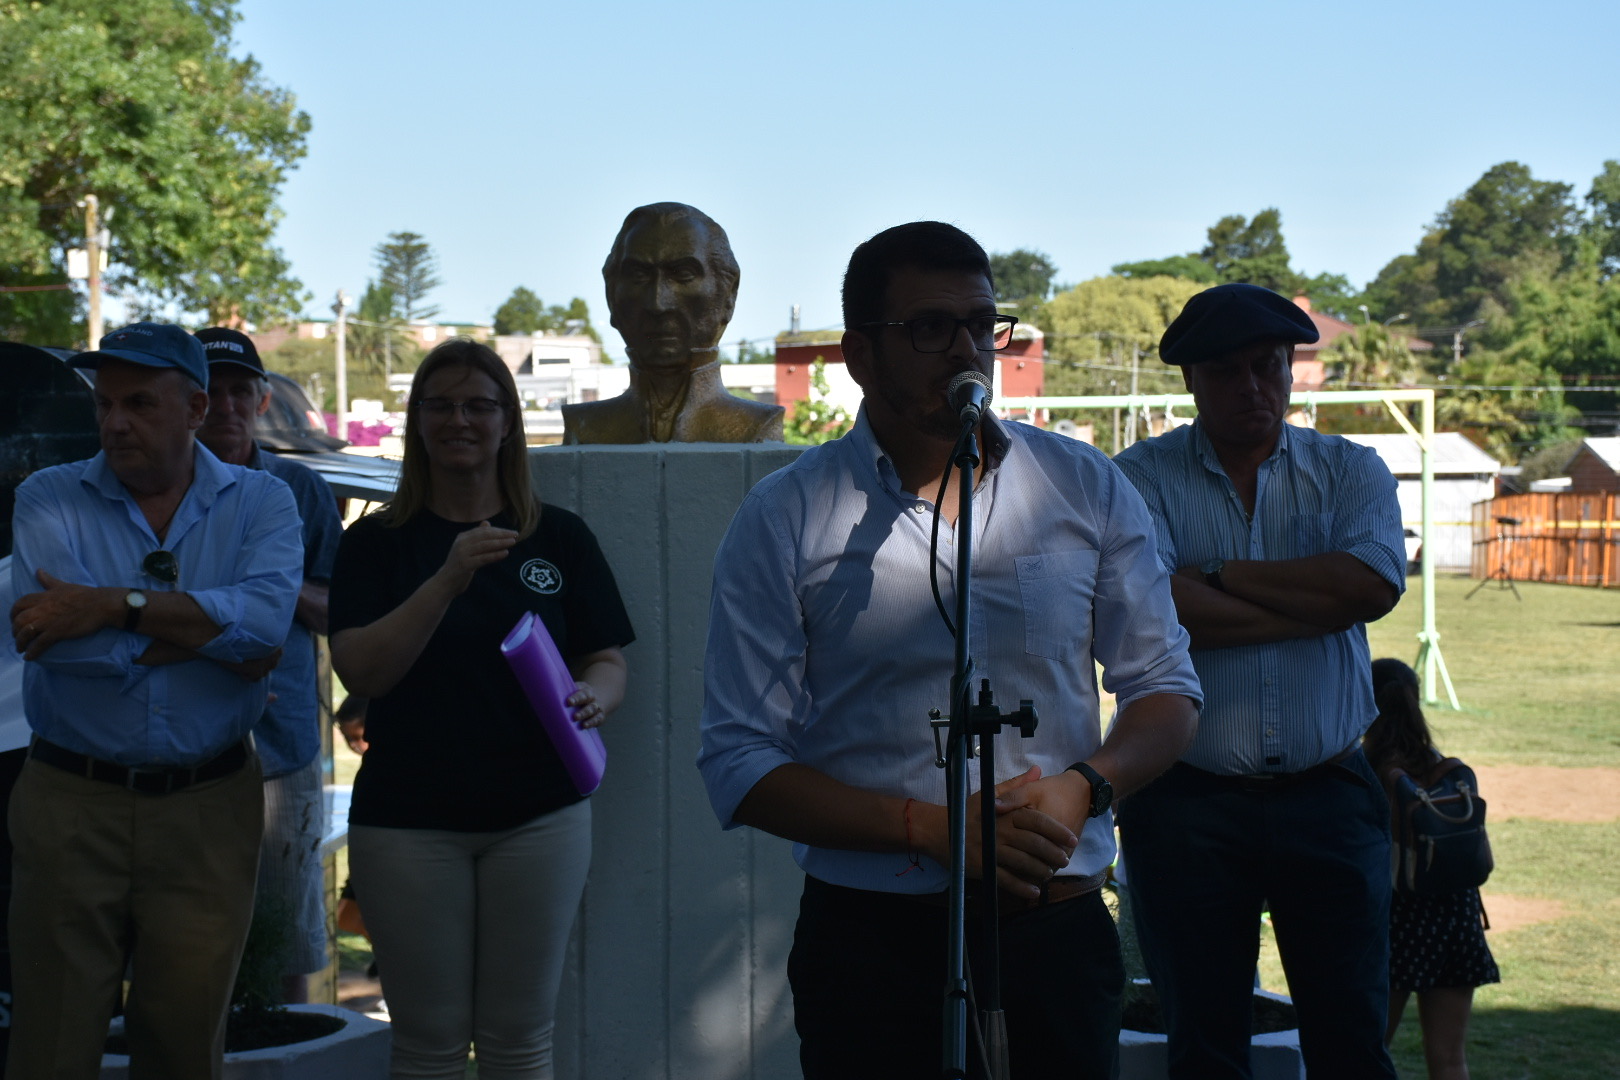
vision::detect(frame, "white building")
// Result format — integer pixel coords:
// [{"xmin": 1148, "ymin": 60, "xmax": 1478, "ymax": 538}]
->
[{"xmin": 1341, "ymin": 432, "xmax": 1501, "ymax": 571}]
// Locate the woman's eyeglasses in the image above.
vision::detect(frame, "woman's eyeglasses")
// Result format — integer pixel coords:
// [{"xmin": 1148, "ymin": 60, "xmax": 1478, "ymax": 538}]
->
[
  {"xmin": 416, "ymin": 397, "xmax": 507, "ymax": 418},
  {"xmin": 143, "ymin": 550, "xmax": 178, "ymax": 583}
]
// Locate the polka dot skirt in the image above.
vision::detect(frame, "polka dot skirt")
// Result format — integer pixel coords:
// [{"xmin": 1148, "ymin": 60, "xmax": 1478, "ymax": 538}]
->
[{"xmin": 1389, "ymin": 887, "xmax": 1500, "ymax": 992}]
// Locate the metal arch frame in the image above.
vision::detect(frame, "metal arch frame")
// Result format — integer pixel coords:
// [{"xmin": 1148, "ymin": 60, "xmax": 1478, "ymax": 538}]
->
[{"xmin": 999, "ymin": 389, "xmax": 1460, "ymax": 709}]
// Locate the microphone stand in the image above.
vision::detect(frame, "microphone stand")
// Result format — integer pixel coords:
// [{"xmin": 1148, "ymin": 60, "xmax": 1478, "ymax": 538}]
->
[{"xmin": 937, "ymin": 413, "xmax": 1038, "ymax": 1080}]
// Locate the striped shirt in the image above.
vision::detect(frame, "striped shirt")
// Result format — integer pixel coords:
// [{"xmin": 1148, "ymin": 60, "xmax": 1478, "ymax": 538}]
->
[
  {"xmin": 698, "ymin": 408, "xmax": 1201, "ymax": 893},
  {"xmin": 1114, "ymin": 420, "xmax": 1405, "ymax": 775}
]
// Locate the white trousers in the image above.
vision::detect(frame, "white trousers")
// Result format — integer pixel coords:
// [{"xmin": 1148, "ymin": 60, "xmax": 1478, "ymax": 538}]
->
[{"xmin": 349, "ymin": 799, "xmax": 592, "ymax": 1080}]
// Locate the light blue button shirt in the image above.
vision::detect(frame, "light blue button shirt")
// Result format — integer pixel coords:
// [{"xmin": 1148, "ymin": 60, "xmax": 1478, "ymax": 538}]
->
[
  {"xmin": 11, "ymin": 444, "xmax": 303, "ymax": 766},
  {"xmin": 1114, "ymin": 420, "xmax": 1405, "ymax": 774},
  {"xmin": 699, "ymin": 409, "xmax": 1202, "ymax": 894}
]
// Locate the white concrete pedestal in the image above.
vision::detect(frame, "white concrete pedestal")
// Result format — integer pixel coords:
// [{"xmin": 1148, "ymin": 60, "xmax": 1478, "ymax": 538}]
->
[{"xmin": 531, "ymin": 443, "xmax": 807, "ymax": 1080}]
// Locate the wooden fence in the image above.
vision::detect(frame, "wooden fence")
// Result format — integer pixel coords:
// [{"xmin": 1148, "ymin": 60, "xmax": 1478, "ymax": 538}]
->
[{"xmin": 1471, "ymin": 492, "xmax": 1620, "ymax": 588}]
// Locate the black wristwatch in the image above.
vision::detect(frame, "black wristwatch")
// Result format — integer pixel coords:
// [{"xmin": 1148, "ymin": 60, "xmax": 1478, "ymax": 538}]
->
[
  {"xmin": 123, "ymin": 589, "xmax": 148, "ymax": 632},
  {"xmin": 1065, "ymin": 761, "xmax": 1114, "ymax": 818},
  {"xmin": 1201, "ymin": 557, "xmax": 1226, "ymax": 591}
]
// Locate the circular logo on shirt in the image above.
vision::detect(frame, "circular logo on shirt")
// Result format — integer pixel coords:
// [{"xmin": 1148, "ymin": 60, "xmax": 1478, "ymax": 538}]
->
[{"xmin": 520, "ymin": 558, "xmax": 562, "ymax": 595}]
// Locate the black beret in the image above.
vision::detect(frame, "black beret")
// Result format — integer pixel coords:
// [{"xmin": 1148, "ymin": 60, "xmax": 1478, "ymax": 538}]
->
[{"xmin": 1160, "ymin": 283, "xmax": 1319, "ymax": 366}]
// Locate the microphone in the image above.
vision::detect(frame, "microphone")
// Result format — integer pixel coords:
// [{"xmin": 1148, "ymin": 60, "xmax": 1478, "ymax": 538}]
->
[{"xmin": 947, "ymin": 370, "xmax": 994, "ymax": 426}]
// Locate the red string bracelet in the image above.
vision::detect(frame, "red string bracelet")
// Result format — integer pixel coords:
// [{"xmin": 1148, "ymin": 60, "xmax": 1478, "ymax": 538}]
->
[{"xmin": 896, "ymin": 797, "xmax": 922, "ymax": 877}]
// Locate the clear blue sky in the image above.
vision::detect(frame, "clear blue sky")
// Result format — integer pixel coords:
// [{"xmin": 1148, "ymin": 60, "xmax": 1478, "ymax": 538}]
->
[{"xmin": 234, "ymin": 0, "xmax": 1620, "ymax": 359}]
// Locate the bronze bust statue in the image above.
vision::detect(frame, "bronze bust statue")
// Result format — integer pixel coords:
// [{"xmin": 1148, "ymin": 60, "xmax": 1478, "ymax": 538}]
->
[{"xmin": 563, "ymin": 203, "xmax": 784, "ymax": 444}]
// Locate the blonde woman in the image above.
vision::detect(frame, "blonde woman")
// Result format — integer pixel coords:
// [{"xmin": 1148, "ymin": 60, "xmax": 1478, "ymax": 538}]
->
[{"xmin": 331, "ymin": 340, "xmax": 632, "ymax": 1079}]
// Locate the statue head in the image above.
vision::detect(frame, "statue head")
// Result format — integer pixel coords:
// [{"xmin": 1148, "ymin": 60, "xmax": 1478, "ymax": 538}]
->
[{"xmin": 602, "ymin": 203, "xmax": 740, "ymax": 372}]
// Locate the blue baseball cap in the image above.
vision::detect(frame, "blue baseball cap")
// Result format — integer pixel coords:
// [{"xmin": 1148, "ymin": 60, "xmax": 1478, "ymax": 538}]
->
[
  {"xmin": 69, "ymin": 322, "xmax": 209, "ymax": 389},
  {"xmin": 1159, "ymin": 283, "xmax": 1319, "ymax": 366}
]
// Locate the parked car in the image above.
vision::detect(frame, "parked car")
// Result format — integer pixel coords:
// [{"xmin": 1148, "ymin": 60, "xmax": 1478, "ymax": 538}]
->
[{"xmin": 259, "ymin": 371, "xmax": 347, "ymax": 452}]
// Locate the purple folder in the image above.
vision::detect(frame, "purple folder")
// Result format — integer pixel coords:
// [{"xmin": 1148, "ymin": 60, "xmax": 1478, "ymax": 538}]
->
[{"xmin": 500, "ymin": 611, "xmax": 607, "ymax": 796}]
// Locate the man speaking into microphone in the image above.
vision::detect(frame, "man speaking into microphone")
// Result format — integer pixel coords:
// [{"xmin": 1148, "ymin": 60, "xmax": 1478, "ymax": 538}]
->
[{"xmin": 698, "ymin": 221, "xmax": 1201, "ymax": 1078}]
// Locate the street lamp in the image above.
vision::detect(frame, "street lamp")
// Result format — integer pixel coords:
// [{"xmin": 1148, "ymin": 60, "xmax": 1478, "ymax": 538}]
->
[
  {"xmin": 1358, "ymin": 304, "xmax": 1371, "ymax": 325},
  {"xmin": 1451, "ymin": 319, "xmax": 1484, "ymax": 368},
  {"xmin": 1384, "ymin": 313, "xmax": 1409, "ymax": 326}
]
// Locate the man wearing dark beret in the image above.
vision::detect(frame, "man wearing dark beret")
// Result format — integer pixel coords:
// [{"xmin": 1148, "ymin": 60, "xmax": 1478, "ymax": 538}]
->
[{"xmin": 1114, "ymin": 283, "xmax": 1405, "ymax": 1079}]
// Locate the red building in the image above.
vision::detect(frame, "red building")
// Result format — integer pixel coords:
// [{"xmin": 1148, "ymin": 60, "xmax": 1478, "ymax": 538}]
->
[
  {"xmin": 774, "ymin": 326, "xmax": 1045, "ymax": 406},
  {"xmin": 1290, "ymin": 296, "xmax": 1432, "ymax": 392}
]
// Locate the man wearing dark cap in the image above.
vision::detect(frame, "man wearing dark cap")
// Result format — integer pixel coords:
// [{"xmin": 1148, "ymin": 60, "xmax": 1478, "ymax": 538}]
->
[
  {"xmin": 6, "ymin": 323, "xmax": 302, "ymax": 1079},
  {"xmin": 1114, "ymin": 283, "xmax": 1404, "ymax": 1079},
  {"xmin": 196, "ymin": 327, "xmax": 343, "ymax": 1004}
]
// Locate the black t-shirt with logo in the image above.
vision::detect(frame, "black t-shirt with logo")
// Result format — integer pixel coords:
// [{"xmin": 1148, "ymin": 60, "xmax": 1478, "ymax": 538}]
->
[{"xmin": 329, "ymin": 506, "xmax": 635, "ymax": 831}]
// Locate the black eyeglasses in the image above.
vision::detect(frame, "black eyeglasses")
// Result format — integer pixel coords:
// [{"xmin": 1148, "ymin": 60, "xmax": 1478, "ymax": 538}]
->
[
  {"xmin": 859, "ymin": 314, "xmax": 1019, "ymax": 353},
  {"xmin": 143, "ymin": 550, "xmax": 178, "ymax": 583},
  {"xmin": 416, "ymin": 397, "xmax": 508, "ymax": 418}
]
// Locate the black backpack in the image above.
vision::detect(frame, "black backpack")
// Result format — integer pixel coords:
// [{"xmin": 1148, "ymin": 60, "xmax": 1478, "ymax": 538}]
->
[{"xmin": 1389, "ymin": 757, "xmax": 1494, "ymax": 894}]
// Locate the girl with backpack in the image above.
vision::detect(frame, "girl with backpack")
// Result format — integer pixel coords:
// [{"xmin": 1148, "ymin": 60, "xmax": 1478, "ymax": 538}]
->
[{"xmin": 1364, "ymin": 658, "xmax": 1499, "ymax": 1080}]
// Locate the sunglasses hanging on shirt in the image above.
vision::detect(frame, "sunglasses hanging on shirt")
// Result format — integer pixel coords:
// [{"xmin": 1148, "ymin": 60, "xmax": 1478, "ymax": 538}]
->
[{"xmin": 142, "ymin": 550, "xmax": 178, "ymax": 584}]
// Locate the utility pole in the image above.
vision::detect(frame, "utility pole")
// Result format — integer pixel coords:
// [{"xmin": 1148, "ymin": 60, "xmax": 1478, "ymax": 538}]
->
[
  {"xmin": 333, "ymin": 290, "xmax": 352, "ymax": 441},
  {"xmin": 1124, "ymin": 342, "xmax": 1141, "ymax": 446},
  {"xmin": 1452, "ymin": 319, "xmax": 1483, "ymax": 369},
  {"xmin": 1110, "ymin": 378, "xmax": 1120, "ymax": 454},
  {"xmin": 84, "ymin": 194, "xmax": 103, "ymax": 346}
]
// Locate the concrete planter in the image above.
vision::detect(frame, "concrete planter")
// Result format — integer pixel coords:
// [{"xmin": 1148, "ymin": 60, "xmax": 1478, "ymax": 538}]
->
[
  {"xmin": 1116, "ymin": 984, "xmax": 1303, "ymax": 1080},
  {"xmin": 100, "ymin": 1004, "xmax": 391, "ymax": 1080}
]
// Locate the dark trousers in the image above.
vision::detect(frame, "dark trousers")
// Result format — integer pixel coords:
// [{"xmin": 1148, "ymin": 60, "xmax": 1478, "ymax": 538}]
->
[
  {"xmin": 1117, "ymin": 751, "xmax": 1397, "ymax": 1080},
  {"xmin": 788, "ymin": 875, "xmax": 1123, "ymax": 1080}
]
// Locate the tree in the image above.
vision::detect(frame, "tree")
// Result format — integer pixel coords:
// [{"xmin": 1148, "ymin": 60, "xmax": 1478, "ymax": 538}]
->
[
  {"xmin": 784, "ymin": 359, "xmax": 854, "ymax": 445},
  {"xmin": 1362, "ymin": 162, "xmax": 1582, "ymax": 327},
  {"xmin": 1200, "ymin": 208, "xmax": 1304, "ymax": 295},
  {"xmin": 1038, "ymin": 275, "xmax": 1207, "ymax": 397},
  {"xmin": 733, "ymin": 339, "xmax": 774, "ymax": 364},
  {"xmin": 1319, "ymin": 322, "xmax": 1421, "ymax": 388},
  {"xmin": 493, "ymin": 286, "xmax": 545, "ymax": 335},
  {"xmin": 1109, "ymin": 210, "xmax": 1353, "ymax": 313},
  {"xmin": 989, "ymin": 249, "xmax": 1057, "ymax": 306},
  {"xmin": 490, "ymin": 287, "xmax": 601, "ymax": 343},
  {"xmin": 1586, "ymin": 159, "xmax": 1620, "ymax": 276},
  {"xmin": 375, "ymin": 232, "xmax": 441, "ymax": 322},
  {"xmin": 1295, "ymin": 272, "xmax": 1362, "ymax": 321},
  {"xmin": 1111, "ymin": 255, "xmax": 1218, "ymax": 284},
  {"xmin": 0, "ymin": 0, "xmax": 310, "ymax": 341},
  {"xmin": 346, "ymin": 280, "xmax": 415, "ymax": 381},
  {"xmin": 536, "ymin": 297, "xmax": 600, "ymax": 343}
]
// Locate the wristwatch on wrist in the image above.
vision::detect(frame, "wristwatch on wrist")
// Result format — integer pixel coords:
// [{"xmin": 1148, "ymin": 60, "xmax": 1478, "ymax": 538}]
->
[
  {"xmin": 1201, "ymin": 557, "xmax": 1226, "ymax": 591},
  {"xmin": 123, "ymin": 589, "xmax": 148, "ymax": 632},
  {"xmin": 1065, "ymin": 761, "xmax": 1114, "ymax": 818}
]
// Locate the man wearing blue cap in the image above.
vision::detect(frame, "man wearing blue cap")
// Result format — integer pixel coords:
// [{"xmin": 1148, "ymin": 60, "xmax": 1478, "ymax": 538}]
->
[
  {"xmin": 1114, "ymin": 284, "xmax": 1404, "ymax": 1080},
  {"xmin": 6, "ymin": 323, "xmax": 303, "ymax": 1079}
]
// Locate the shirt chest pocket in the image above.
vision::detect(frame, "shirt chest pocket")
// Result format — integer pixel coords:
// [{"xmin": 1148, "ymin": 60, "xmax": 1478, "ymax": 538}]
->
[
  {"xmin": 1291, "ymin": 512, "xmax": 1334, "ymax": 559},
  {"xmin": 1014, "ymin": 549, "xmax": 1099, "ymax": 662}
]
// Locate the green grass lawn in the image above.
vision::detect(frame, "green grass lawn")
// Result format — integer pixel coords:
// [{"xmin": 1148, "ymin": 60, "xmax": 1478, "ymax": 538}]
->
[
  {"xmin": 1254, "ymin": 575, "xmax": 1620, "ymax": 1079},
  {"xmin": 1367, "ymin": 574, "xmax": 1620, "ymax": 767},
  {"xmin": 330, "ymin": 580, "xmax": 1620, "ymax": 1078}
]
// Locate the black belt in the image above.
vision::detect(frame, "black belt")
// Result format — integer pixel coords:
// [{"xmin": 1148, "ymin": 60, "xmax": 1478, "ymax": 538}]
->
[
  {"xmin": 909, "ymin": 870, "xmax": 1110, "ymax": 917},
  {"xmin": 1182, "ymin": 744, "xmax": 1361, "ymax": 792},
  {"xmin": 30, "ymin": 738, "xmax": 249, "ymax": 796}
]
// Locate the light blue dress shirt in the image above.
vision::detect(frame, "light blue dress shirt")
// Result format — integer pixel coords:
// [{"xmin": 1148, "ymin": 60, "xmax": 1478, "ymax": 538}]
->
[
  {"xmin": 699, "ymin": 409, "xmax": 1202, "ymax": 894},
  {"xmin": 1114, "ymin": 420, "xmax": 1405, "ymax": 775},
  {"xmin": 11, "ymin": 444, "xmax": 303, "ymax": 766},
  {"xmin": 251, "ymin": 446, "xmax": 342, "ymax": 778}
]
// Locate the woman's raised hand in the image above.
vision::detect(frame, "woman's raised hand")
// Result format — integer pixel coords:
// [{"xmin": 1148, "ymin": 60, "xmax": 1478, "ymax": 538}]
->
[{"xmin": 433, "ymin": 521, "xmax": 518, "ymax": 596}]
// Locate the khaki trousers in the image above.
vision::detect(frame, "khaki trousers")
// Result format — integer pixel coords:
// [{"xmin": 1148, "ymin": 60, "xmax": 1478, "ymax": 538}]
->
[{"xmin": 6, "ymin": 752, "xmax": 263, "ymax": 1080}]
